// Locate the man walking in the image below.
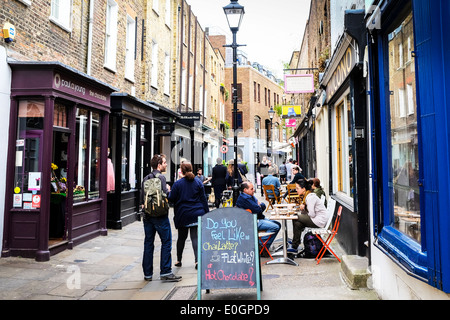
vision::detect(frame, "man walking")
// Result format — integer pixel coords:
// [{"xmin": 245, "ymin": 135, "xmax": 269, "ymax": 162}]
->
[
  {"xmin": 141, "ymin": 154, "xmax": 181, "ymax": 282},
  {"xmin": 211, "ymin": 157, "xmax": 228, "ymax": 208}
]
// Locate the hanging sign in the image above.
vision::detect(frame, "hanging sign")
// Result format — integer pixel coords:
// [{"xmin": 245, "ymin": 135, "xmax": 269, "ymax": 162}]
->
[{"xmin": 284, "ymin": 74, "xmax": 315, "ymax": 94}]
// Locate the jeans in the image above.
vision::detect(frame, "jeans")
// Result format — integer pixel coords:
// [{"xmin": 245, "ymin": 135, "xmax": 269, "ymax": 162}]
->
[
  {"xmin": 258, "ymin": 218, "xmax": 281, "ymax": 248},
  {"xmin": 142, "ymin": 216, "xmax": 173, "ymax": 278}
]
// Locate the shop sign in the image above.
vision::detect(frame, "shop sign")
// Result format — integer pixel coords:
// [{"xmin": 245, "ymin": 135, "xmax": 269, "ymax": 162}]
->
[
  {"xmin": 53, "ymin": 72, "xmax": 110, "ymax": 106},
  {"xmin": 179, "ymin": 112, "xmax": 202, "ymax": 127},
  {"xmin": 326, "ymin": 45, "xmax": 357, "ymax": 102}
]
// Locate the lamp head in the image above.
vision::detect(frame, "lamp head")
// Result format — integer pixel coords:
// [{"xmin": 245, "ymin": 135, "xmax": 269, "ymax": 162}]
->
[{"xmin": 223, "ymin": 0, "xmax": 245, "ymax": 32}]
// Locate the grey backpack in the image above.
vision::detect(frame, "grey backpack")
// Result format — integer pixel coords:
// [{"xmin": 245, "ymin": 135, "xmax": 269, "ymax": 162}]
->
[{"xmin": 143, "ymin": 173, "xmax": 169, "ymax": 218}]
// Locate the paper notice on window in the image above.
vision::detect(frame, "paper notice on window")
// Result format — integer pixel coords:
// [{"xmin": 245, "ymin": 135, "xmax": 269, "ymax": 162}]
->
[
  {"xmin": 28, "ymin": 172, "xmax": 41, "ymax": 191},
  {"xmin": 16, "ymin": 151, "xmax": 23, "ymax": 167}
]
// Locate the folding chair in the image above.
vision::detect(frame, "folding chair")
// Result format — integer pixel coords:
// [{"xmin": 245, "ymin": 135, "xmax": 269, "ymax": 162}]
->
[
  {"xmin": 263, "ymin": 185, "xmax": 281, "ymax": 210},
  {"xmin": 258, "ymin": 231, "xmax": 275, "ymax": 260},
  {"xmin": 244, "ymin": 209, "xmax": 274, "ymax": 261},
  {"xmin": 286, "ymin": 184, "xmax": 300, "ymax": 204},
  {"xmin": 302, "ymin": 198, "xmax": 336, "ymax": 261},
  {"xmin": 314, "ymin": 205, "xmax": 342, "ymax": 264}
]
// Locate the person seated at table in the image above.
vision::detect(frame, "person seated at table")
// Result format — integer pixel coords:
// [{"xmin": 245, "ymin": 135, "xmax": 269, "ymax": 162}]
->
[
  {"xmin": 287, "ymin": 179, "xmax": 329, "ymax": 254},
  {"xmin": 283, "ymin": 165, "xmax": 306, "ymax": 199},
  {"xmin": 312, "ymin": 177, "xmax": 327, "ymax": 207},
  {"xmin": 262, "ymin": 167, "xmax": 281, "ymax": 198},
  {"xmin": 236, "ymin": 182, "xmax": 281, "ymax": 253}
]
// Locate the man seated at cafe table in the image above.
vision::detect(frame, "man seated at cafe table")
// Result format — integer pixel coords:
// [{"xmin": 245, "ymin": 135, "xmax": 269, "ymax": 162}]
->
[
  {"xmin": 262, "ymin": 166, "xmax": 281, "ymax": 198},
  {"xmin": 236, "ymin": 182, "xmax": 281, "ymax": 254}
]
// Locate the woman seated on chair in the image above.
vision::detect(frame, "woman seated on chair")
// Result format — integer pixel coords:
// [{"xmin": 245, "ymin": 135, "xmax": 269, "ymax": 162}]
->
[
  {"xmin": 283, "ymin": 165, "xmax": 306, "ymax": 199},
  {"xmin": 236, "ymin": 182, "xmax": 281, "ymax": 252},
  {"xmin": 287, "ymin": 179, "xmax": 329, "ymax": 254}
]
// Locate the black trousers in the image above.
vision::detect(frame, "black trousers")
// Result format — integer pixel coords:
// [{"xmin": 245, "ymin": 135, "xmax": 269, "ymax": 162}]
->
[{"xmin": 176, "ymin": 226, "xmax": 198, "ymax": 263}]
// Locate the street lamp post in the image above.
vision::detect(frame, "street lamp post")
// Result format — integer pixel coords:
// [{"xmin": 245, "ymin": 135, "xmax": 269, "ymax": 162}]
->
[
  {"xmin": 268, "ymin": 106, "xmax": 275, "ymax": 158},
  {"xmin": 223, "ymin": 0, "xmax": 245, "ymax": 206}
]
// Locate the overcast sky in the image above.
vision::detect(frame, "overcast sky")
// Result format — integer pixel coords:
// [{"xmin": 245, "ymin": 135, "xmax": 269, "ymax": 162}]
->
[{"xmin": 185, "ymin": 0, "xmax": 311, "ymax": 78}]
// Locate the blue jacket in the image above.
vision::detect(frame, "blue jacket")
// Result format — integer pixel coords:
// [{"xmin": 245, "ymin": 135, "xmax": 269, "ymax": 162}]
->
[
  {"xmin": 236, "ymin": 192, "xmax": 266, "ymax": 220},
  {"xmin": 168, "ymin": 177, "xmax": 209, "ymax": 228},
  {"xmin": 262, "ymin": 174, "xmax": 281, "ymax": 197}
]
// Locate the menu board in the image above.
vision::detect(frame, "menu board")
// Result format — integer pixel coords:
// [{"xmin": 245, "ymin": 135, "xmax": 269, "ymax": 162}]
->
[{"xmin": 198, "ymin": 208, "xmax": 261, "ymax": 297}]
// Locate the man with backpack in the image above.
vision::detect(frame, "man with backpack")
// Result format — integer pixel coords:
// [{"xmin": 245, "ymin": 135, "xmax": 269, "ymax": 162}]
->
[{"xmin": 141, "ymin": 154, "xmax": 181, "ymax": 282}]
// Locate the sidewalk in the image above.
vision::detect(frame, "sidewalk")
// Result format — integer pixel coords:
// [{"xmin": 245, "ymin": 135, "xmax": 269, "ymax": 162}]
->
[{"xmin": 0, "ymin": 198, "xmax": 379, "ymax": 300}]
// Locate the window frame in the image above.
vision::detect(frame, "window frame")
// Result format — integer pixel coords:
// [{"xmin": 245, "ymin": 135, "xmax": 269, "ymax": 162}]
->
[
  {"xmin": 125, "ymin": 15, "xmax": 136, "ymax": 82},
  {"xmin": 50, "ymin": 0, "xmax": 73, "ymax": 32},
  {"xmin": 104, "ymin": 0, "xmax": 118, "ymax": 72},
  {"xmin": 370, "ymin": 0, "xmax": 429, "ymax": 283}
]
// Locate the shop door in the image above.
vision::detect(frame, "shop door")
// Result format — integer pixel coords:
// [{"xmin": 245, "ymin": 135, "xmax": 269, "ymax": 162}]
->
[{"xmin": 49, "ymin": 130, "xmax": 70, "ymax": 245}]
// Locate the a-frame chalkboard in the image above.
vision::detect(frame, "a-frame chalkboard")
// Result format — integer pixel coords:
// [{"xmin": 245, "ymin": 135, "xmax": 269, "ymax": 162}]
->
[{"xmin": 197, "ymin": 207, "xmax": 262, "ymax": 300}]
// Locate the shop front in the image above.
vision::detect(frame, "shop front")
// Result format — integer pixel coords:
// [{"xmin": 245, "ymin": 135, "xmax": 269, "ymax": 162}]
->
[
  {"xmin": 2, "ymin": 62, "xmax": 115, "ymax": 261},
  {"xmin": 321, "ymin": 10, "xmax": 370, "ymax": 257},
  {"xmin": 107, "ymin": 93, "xmax": 159, "ymax": 229},
  {"xmin": 367, "ymin": 0, "xmax": 450, "ymax": 296}
]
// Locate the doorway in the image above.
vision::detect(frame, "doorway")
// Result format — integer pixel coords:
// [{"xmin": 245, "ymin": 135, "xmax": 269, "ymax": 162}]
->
[{"xmin": 49, "ymin": 130, "xmax": 69, "ymax": 247}]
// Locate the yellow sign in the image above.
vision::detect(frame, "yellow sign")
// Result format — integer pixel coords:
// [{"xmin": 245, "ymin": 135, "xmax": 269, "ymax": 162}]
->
[{"xmin": 282, "ymin": 105, "xmax": 302, "ymax": 119}]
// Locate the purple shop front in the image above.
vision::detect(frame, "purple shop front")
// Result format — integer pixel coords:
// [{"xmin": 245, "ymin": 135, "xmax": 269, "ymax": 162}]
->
[{"xmin": 2, "ymin": 62, "xmax": 116, "ymax": 261}]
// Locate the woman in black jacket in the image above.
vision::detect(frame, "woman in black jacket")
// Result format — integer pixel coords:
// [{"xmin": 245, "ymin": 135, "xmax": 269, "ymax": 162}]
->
[{"xmin": 168, "ymin": 161, "xmax": 209, "ymax": 269}]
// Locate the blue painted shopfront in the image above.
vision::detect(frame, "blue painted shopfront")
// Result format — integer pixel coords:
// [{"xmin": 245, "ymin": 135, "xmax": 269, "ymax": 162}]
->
[{"xmin": 368, "ymin": 0, "xmax": 450, "ymax": 292}]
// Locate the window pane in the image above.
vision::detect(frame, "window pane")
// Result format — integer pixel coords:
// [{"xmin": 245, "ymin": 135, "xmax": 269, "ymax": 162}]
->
[
  {"xmin": 89, "ymin": 112, "xmax": 101, "ymax": 199},
  {"xmin": 121, "ymin": 119, "xmax": 129, "ymax": 191},
  {"xmin": 388, "ymin": 12, "xmax": 421, "ymax": 242},
  {"xmin": 14, "ymin": 100, "xmax": 45, "ymax": 209},
  {"xmin": 74, "ymin": 109, "xmax": 88, "ymax": 202}
]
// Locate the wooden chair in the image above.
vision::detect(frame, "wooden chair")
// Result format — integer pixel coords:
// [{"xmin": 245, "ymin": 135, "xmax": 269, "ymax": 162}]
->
[
  {"xmin": 263, "ymin": 185, "xmax": 281, "ymax": 210},
  {"xmin": 286, "ymin": 184, "xmax": 300, "ymax": 204}
]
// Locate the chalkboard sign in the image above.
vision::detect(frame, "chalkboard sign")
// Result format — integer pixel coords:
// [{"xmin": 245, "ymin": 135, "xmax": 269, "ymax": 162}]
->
[{"xmin": 197, "ymin": 208, "xmax": 261, "ymax": 300}]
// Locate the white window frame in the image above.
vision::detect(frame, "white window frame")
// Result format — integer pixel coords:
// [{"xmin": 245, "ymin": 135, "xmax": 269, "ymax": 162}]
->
[
  {"xmin": 153, "ymin": 0, "xmax": 159, "ymax": 14},
  {"xmin": 50, "ymin": 0, "xmax": 72, "ymax": 32},
  {"xmin": 151, "ymin": 41, "xmax": 159, "ymax": 88},
  {"xmin": 125, "ymin": 15, "xmax": 136, "ymax": 82},
  {"xmin": 165, "ymin": 0, "xmax": 171, "ymax": 28},
  {"xmin": 181, "ymin": 68, "xmax": 187, "ymax": 105},
  {"xmin": 164, "ymin": 52, "xmax": 170, "ymax": 95},
  {"xmin": 104, "ymin": 0, "xmax": 118, "ymax": 72},
  {"xmin": 188, "ymin": 75, "xmax": 193, "ymax": 110}
]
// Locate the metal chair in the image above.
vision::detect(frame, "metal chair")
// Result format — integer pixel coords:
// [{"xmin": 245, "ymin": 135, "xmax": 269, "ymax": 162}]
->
[{"xmin": 313, "ymin": 204, "xmax": 342, "ymax": 264}]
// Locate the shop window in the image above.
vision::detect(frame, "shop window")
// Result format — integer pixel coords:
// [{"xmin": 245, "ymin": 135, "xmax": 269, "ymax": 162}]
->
[
  {"xmin": 13, "ymin": 100, "xmax": 45, "ymax": 209},
  {"xmin": 121, "ymin": 118, "xmax": 137, "ymax": 191},
  {"xmin": 387, "ymin": 11, "xmax": 420, "ymax": 242},
  {"xmin": 334, "ymin": 94, "xmax": 353, "ymax": 199},
  {"xmin": 54, "ymin": 103, "xmax": 68, "ymax": 128},
  {"xmin": 74, "ymin": 109, "xmax": 102, "ymax": 202}
]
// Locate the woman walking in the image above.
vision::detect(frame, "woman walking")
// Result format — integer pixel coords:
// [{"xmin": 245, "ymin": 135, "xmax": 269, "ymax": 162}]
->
[{"xmin": 168, "ymin": 161, "xmax": 209, "ymax": 269}]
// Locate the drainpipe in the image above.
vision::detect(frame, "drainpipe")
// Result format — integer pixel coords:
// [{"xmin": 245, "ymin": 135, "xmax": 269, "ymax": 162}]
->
[{"xmin": 86, "ymin": 0, "xmax": 95, "ymax": 75}]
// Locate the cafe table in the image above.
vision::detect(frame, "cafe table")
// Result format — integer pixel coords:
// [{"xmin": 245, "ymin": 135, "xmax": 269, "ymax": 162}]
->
[{"xmin": 266, "ymin": 204, "xmax": 299, "ymax": 266}]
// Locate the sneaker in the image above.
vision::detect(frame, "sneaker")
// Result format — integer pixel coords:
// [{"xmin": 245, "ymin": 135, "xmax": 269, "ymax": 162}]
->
[
  {"xmin": 161, "ymin": 273, "xmax": 182, "ymax": 282},
  {"xmin": 287, "ymin": 244, "xmax": 298, "ymax": 253},
  {"xmin": 144, "ymin": 276, "xmax": 152, "ymax": 281}
]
